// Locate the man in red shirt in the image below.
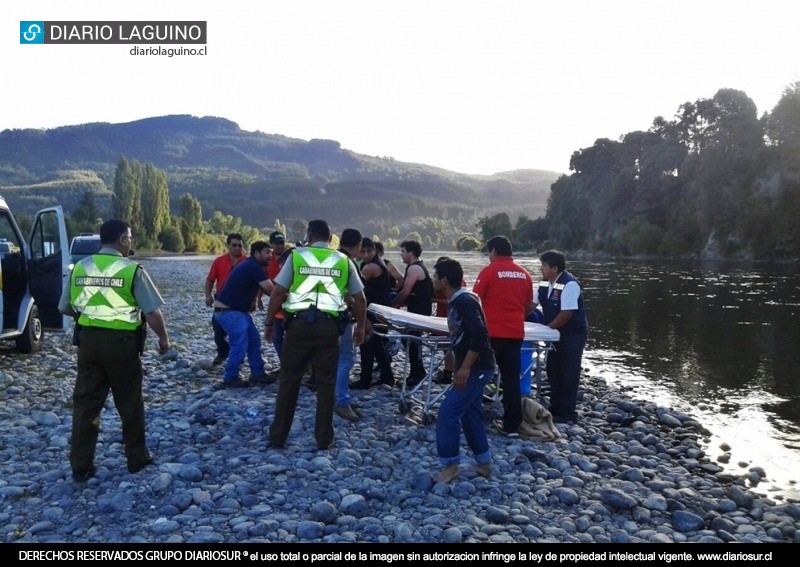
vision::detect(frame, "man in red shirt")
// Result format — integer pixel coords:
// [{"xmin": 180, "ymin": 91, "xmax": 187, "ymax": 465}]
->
[
  {"xmin": 205, "ymin": 233, "xmax": 245, "ymax": 365},
  {"xmin": 473, "ymin": 235, "xmax": 534, "ymax": 437}
]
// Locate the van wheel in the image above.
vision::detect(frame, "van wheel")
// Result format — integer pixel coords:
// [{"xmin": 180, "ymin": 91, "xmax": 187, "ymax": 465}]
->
[{"xmin": 16, "ymin": 306, "xmax": 43, "ymax": 354}]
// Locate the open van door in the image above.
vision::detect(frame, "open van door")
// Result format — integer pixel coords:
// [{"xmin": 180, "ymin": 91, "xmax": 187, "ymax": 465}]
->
[{"xmin": 28, "ymin": 206, "xmax": 69, "ymax": 330}]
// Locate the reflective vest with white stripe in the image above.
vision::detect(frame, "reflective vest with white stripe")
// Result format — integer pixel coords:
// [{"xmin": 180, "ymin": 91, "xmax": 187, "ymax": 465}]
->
[
  {"xmin": 70, "ymin": 254, "xmax": 141, "ymax": 331},
  {"xmin": 283, "ymin": 247, "xmax": 349, "ymax": 316},
  {"xmin": 537, "ymin": 270, "xmax": 588, "ymax": 336}
]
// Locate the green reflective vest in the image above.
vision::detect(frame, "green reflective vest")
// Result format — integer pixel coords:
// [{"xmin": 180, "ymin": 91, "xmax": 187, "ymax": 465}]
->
[
  {"xmin": 284, "ymin": 247, "xmax": 349, "ymax": 316},
  {"xmin": 70, "ymin": 254, "xmax": 141, "ymax": 331}
]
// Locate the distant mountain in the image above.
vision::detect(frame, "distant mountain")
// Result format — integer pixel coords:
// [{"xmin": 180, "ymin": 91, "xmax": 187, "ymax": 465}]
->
[{"xmin": 0, "ymin": 115, "xmax": 560, "ymax": 236}]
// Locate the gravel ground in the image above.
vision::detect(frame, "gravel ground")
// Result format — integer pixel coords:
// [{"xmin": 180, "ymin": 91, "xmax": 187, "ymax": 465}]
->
[{"xmin": 0, "ymin": 257, "xmax": 798, "ymax": 543}]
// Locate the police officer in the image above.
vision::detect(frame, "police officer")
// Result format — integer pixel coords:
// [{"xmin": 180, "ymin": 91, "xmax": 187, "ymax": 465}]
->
[
  {"xmin": 59, "ymin": 219, "xmax": 170, "ymax": 481},
  {"xmin": 264, "ymin": 220, "xmax": 366, "ymax": 450}
]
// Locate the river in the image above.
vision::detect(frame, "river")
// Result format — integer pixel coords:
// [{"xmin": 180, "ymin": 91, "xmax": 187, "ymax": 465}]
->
[{"xmin": 151, "ymin": 252, "xmax": 800, "ymax": 500}]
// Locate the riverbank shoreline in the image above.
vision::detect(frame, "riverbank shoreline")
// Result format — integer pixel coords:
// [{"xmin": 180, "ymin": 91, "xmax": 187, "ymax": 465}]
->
[{"xmin": 1, "ymin": 258, "xmax": 797, "ymax": 543}]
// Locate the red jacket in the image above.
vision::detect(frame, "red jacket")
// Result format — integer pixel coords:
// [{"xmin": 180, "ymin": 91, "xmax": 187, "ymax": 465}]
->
[{"xmin": 473, "ymin": 256, "xmax": 532, "ymax": 339}]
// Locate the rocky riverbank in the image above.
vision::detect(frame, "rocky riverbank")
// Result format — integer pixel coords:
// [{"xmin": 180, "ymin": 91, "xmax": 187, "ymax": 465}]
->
[{"xmin": 1, "ymin": 257, "xmax": 798, "ymax": 543}]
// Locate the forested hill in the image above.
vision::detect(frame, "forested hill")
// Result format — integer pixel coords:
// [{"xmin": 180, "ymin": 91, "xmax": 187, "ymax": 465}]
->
[
  {"xmin": 0, "ymin": 115, "xmax": 559, "ymax": 239},
  {"xmin": 545, "ymin": 85, "xmax": 800, "ymax": 260}
]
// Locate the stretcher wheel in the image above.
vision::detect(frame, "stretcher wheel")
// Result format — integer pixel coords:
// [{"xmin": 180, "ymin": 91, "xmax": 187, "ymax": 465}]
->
[
  {"xmin": 422, "ymin": 413, "xmax": 436, "ymax": 426},
  {"xmin": 398, "ymin": 401, "xmax": 411, "ymax": 414}
]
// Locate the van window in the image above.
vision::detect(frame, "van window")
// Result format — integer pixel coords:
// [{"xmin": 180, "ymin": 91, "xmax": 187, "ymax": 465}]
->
[
  {"xmin": 0, "ymin": 213, "xmax": 22, "ymax": 253},
  {"xmin": 71, "ymin": 238, "xmax": 103, "ymax": 255},
  {"xmin": 30, "ymin": 211, "xmax": 63, "ymax": 261}
]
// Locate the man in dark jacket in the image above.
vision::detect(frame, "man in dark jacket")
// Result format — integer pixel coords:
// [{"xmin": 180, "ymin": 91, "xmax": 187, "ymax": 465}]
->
[
  {"xmin": 533, "ymin": 250, "xmax": 589, "ymax": 423},
  {"xmin": 432, "ymin": 258, "xmax": 496, "ymax": 483}
]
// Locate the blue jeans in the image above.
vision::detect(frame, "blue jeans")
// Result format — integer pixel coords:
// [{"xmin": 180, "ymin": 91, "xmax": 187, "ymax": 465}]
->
[
  {"xmin": 215, "ymin": 310, "xmax": 265, "ymax": 381},
  {"xmin": 436, "ymin": 368, "xmax": 493, "ymax": 466},
  {"xmin": 211, "ymin": 313, "xmax": 229, "ymax": 358},
  {"xmin": 336, "ymin": 322, "xmax": 355, "ymax": 407}
]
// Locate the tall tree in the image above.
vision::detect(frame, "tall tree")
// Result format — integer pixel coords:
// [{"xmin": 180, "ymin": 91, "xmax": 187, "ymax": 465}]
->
[
  {"xmin": 127, "ymin": 159, "xmax": 144, "ymax": 237},
  {"xmin": 141, "ymin": 164, "xmax": 170, "ymax": 241},
  {"xmin": 765, "ymin": 82, "xmax": 800, "ymax": 149},
  {"xmin": 178, "ymin": 193, "xmax": 203, "ymax": 251},
  {"xmin": 513, "ymin": 215, "xmax": 548, "ymax": 249},
  {"xmin": 476, "ymin": 212, "xmax": 513, "ymax": 245},
  {"xmin": 112, "ymin": 156, "xmax": 138, "ymax": 223},
  {"xmin": 72, "ymin": 190, "xmax": 103, "ymax": 230},
  {"xmin": 691, "ymin": 89, "xmax": 764, "ymax": 252}
]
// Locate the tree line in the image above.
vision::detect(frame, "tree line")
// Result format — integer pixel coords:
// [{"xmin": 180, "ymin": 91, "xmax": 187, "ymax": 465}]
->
[
  {"xmin": 66, "ymin": 156, "xmax": 276, "ymax": 254},
  {"xmin": 540, "ymin": 83, "xmax": 800, "ymax": 260},
  {"xmin": 60, "ymin": 156, "xmax": 486, "ymax": 254}
]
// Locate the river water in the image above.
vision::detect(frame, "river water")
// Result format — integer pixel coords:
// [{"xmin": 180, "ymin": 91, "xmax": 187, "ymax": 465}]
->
[{"xmin": 156, "ymin": 252, "xmax": 800, "ymax": 499}]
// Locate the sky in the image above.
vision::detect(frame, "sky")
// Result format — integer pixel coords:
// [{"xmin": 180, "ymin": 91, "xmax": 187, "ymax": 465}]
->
[{"xmin": 4, "ymin": 0, "xmax": 799, "ymax": 175}]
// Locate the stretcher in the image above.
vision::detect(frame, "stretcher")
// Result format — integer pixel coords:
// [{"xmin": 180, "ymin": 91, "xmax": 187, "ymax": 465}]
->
[{"xmin": 367, "ymin": 304, "xmax": 560, "ymax": 423}]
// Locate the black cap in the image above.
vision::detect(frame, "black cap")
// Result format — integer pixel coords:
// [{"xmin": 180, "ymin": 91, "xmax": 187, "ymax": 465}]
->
[{"xmin": 269, "ymin": 231, "xmax": 286, "ymax": 244}]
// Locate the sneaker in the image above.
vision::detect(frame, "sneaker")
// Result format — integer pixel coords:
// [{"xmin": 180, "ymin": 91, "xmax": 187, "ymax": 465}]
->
[
  {"xmin": 472, "ymin": 463, "xmax": 491, "ymax": 478},
  {"xmin": 72, "ymin": 465, "xmax": 97, "ymax": 482},
  {"xmin": 334, "ymin": 405, "xmax": 360, "ymax": 422},
  {"xmin": 249, "ymin": 373, "xmax": 276, "ymax": 385},
  {"xmin": 502, "ymin": 430, "xmax": 520, "ymax": 438},
  {"xmin": 266, "ymin": 367, "xmax": 282, "ymax": 377},
  {"xmin": 377, "ymin": 376, "xmax": 396, "ymax": 387},
  {"xmin": 350, "ymin": 381, "xmax": 371, "ymax": 390},
  {"xmin": 212, "ymin": 354, "xmax": 227, "ymax": 366},
  {"xmin": 221, "ymin": 378, "xmax": 250, "ymax": 389},
  {"xmin": 433, "ymin": 464, "xmax": 460, "ymax": 483}
]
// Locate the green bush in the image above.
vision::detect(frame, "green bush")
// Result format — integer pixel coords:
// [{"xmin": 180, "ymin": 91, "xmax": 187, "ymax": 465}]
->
[
  {"xmin": 456, "ymin": 235, "xmax": 481, "ymax": 251},
  {"xmin": 159, "ymin": 225, "xmax": 185, "ymax": 252}
]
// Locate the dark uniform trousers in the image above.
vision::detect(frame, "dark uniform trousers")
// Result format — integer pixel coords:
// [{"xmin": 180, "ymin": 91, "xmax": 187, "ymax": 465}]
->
[
  {"xmin": 71, "ymin": 327, "xmax": 150, "ymax": 472},
  {"xmin": 546, "ymin": 329, "xmax": 588, "ymax": 422},
  {"xmin": 491, "ymin": 337, "xmax": 523, "ymax": 434},
  {"xmin": 269, "ymin": 317, "xmax": 340, "ymax": 449}
]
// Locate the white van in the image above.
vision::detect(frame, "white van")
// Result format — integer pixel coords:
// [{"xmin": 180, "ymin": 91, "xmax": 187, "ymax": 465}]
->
[{"xmin": 0, "ymin": 196, "xmax": 68, "ymax": 353}]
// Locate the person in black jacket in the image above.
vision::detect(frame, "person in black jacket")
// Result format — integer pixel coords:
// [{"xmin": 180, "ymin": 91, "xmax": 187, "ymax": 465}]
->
[
  {"xmin": 533, "ymin": 250, "xmax": 589, "ymax": 424},
  {"xmin": 432, "ymin": 258, "xmax": 496, "ymax": 483}
]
